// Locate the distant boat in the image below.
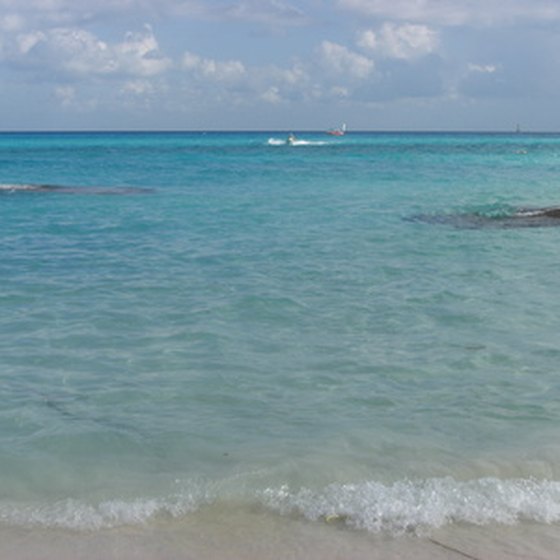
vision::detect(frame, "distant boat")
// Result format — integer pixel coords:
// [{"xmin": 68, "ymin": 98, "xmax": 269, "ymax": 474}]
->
[{"xmin": 326, "ymin": 123, "xmax": 346, "ymax": 136}]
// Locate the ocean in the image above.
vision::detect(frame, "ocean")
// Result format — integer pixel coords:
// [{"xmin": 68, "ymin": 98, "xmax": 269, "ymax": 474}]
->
[{"xmin": 1, "ymin": 131, "xmax": 560, "ymax": 559}]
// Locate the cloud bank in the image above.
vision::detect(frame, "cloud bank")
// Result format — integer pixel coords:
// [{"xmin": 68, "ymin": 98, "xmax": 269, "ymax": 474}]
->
[
  {"xmin": 337, "ymin": 0, "xmax": 560, "ymax": 26},
  {"xmin": 1, "ymin": 0, "xmax": 560, "ymax": 129}
]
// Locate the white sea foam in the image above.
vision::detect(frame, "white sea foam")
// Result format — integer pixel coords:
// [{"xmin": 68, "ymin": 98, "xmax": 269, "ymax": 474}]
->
[
  {"xmin": 259, "ymin": 477, "xmax": 560, "ymax": 534},
  {"xmin": 267, "ymin": 138, "xmax": 328, "ymax": 146},
  {"xmin": 0, "ymin": 183, "xmax": 43, "ymax": 191},
  {"xmin": 2, "ymin": 477, "xmax": 560, "ymax": 533},
  {"xmin": 0, "ymin": 495, "xmax": 203, "ymax": 531},
  {"xmin": 267, "ymin": 138, "xmax": 285, "ymax": 146}
]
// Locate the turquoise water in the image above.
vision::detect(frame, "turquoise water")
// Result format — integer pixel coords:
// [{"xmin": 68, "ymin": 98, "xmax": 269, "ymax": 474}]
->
[{"xmin": 1, "ymin": 132, "xmax": 560, "ymax": 537}]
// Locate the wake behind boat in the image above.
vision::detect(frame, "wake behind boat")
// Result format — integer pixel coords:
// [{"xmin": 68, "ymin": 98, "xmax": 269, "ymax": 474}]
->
[{"xmin": 266, "ymin": 134, "xmax": 327, "ymax": 146}]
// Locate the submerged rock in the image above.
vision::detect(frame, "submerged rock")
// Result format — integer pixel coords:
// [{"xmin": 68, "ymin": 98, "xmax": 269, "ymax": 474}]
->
[
  {"xmin": 0, "ymin": 183, "xmax": 154, "ymax": 195},
  {"xmin": 410, "ymin": 206, "xmax": 560, "ymax": 229}
]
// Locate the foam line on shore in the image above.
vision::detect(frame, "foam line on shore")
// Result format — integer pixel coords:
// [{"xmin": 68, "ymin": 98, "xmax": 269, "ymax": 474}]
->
[{"xmin": 2, "ymin": 476, "xmax": 560, "ymax": 534}]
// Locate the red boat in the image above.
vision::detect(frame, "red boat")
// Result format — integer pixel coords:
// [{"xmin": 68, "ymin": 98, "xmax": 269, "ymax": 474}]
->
[{"xmin": 327, "ymin": 123, "xmax": 346, "ymax": 136}]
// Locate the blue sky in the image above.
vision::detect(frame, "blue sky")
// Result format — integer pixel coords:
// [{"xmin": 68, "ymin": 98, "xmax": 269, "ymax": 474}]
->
[{"xmin": 2, "ymin": 0, "xmax": 560, "ymax": 131}]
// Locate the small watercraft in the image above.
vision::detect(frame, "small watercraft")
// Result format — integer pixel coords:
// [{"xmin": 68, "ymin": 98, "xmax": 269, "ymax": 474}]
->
[{"xmin": 326, "ymin": 123, "xmax": 346, "ymax": 136}]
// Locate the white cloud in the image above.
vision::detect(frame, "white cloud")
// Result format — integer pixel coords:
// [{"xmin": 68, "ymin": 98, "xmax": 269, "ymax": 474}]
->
[
  {"xmin": 182, "ymin": 51, "xmax": 246, "ymax": 82},
  {"xmin": 153, "ymin": 0, "xmax": 311, "ymax": 27},
  {"xmin": 13, "ymin": 25, "xmax": 171, "ymax": 78},
  {"xmin": 0, "ymin": 13, "xmax": 25, "ymax": 31},
  {"xmin": 330, "ymin": 85, "xmax": 349, "ymax": 98},
  {"xmin": 318, "ymin": 41, "xmax": 374, "ymax": 79},
  {"xmin": 48, "ymin": 29, "xmax": 115, "ymax": 74},
  {"xmin": 54, "ymin": 85, "xmax": 76, "ymax": 106},
  {"xmin": 247, "ymin": 62, "xmax": 316, "ymax": 103},
  {"xmin": 0, "ymin": 0, "xmax": 309, "ymax": 29},
  {"xmin": 260, "ymin": 86, "xmax": 282, "ymax": 104},
  {"xmin": 0, "ymin": 0, "xmax": 138, "ymax": 26},
  {"xmin": 121, "ymin": 80, "xmax": 156, "ymax": 95},
  {"xmin": 116, "ymin": 26, "xmax": 171, "ymax": 77},
  {"xmin": 17, "ymin": 31, "xmax": 46, "ymax": 54},
  {"xmin": 181, "ymin": 52, "xmax": 315, "ymax": 105},
  {"xmin": 217, "ymin": 0, "xmax": 309, "ymax": 26},
  {"xmin": 338, "ymin": 0, "xmax": 560, "ymax": 26},
  {"xmin": 280, "ymin": 65, "xmax": 304, "ymax": 85},
  {"xmin": 468, "ymin": 63, "xmax": 497, "ymax": 74},
  {"xmin": 357, "ymin": 23, "xmax": 439, "ymax": 59},
  {"xmin": 457, "ymin": 61, "xmax": 508, "ymax": 99},
  {"xmin": 357, "ymin": 29, "xmax": 377, "ymax": 51},
  {"xmin": 118, "ymin": 78, "xmax": 169, "ymax": 109}
]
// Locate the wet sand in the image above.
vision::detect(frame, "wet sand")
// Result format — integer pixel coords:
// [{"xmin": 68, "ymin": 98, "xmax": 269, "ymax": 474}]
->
[{"xmin": 1, "ymin": 505, "xmax": 559, "ymax": 560}]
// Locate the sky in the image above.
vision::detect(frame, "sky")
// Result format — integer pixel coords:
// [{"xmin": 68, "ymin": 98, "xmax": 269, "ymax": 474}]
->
[{"xmin": 1, "ymin": 0, "xmax": 560, "ymax": 131}]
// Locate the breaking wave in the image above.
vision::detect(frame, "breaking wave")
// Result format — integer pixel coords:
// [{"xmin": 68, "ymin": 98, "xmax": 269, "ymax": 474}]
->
[
  {"xmin": 259, "ymin": 477, "xmax": 560, "ymax": 534},
  {"xmin": 2, "ymin": 477, "xmax": 560, "ymax": 533}
]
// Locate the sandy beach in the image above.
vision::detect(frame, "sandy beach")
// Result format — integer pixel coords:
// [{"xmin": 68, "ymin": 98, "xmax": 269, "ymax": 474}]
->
[{"xmin": 1, "ymin": 505, "xmax": 560, "ymax": 560}]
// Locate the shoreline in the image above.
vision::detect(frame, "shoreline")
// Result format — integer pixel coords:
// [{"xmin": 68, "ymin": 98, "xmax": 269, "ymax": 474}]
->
[{"xmin": 1, "ymin": 507, "xmax": 559, "ymax": 560}]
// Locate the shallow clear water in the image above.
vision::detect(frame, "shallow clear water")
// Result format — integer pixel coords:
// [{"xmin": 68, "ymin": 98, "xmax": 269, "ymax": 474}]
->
[{"xmin": 1, "ymin": 131, "xmax": 560, "ymax": 541}]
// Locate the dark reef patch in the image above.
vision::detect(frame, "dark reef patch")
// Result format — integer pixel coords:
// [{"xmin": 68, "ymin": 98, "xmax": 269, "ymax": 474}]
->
[
  {"xmin": 410, "ymin": 207, "xmax": 560, "ymax": 229},
  {"xmin": 0, "ymin": 183, "xmax": 154, "ymax": 195}
]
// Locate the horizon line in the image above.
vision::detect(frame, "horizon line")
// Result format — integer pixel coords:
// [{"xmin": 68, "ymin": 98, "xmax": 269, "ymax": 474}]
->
[{"xmin": 0, "ymin": 128, "xmax": 553, "ymax": 134}]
